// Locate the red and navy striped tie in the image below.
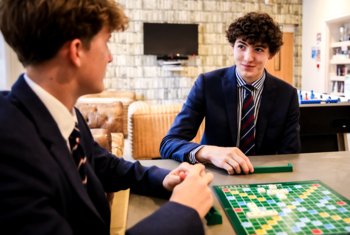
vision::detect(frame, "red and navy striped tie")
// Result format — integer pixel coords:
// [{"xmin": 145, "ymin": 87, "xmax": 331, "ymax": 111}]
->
[
  {"xmin": 240, "ymin": 85, "xmax": 256, "ymax": 156},
  {"xmin": 69, "ymin": 124, "xmax": 88, "ymax": 185}
]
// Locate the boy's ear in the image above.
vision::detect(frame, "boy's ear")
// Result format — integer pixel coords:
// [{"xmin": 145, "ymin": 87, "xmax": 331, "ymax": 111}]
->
[{"xmin": 68, "ymin": 39, "xmax": 84, "ymax": 67}]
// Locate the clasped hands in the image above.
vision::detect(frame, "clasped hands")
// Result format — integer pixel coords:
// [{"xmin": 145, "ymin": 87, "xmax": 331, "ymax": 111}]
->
[
  {"xmin": 162, "ymin": 146, "xmax": 253, "ymax": 218},
  {"xmin": 163, "ymin": 162, "xmax": 214, "ymax": 218}
]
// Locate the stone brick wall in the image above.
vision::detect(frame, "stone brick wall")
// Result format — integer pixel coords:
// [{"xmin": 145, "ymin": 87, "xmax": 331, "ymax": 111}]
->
[{"xmin": 105, "ymin": 0, "xmax": 302, "ymax": 104}]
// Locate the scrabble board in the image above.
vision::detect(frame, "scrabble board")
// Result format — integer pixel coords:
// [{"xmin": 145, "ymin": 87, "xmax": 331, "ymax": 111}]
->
[{"xmin": 214, "ymin": 180, "xmax": 350, "ymax": 235}]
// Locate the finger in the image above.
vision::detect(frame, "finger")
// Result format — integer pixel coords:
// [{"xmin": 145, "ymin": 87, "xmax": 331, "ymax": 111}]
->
[
  {"xmin": 240, "ymin": 152, "xmax": 254, "ymax": 173},
  {"xmin": 168, "ymin": 174, "xmax": 182, "ymax": 183},
  {"xmin": 198, "ymin": 165, "xmax": 208, "ymax": 177},
  {"xmin": 164, "ymin": 174, "xmax": 182, "ymax": 190},
  {"xmin": 203, "ymin": 172, "xmax": 214, "ymax": 185},
  {"xmin": 245, "ymin": 156, "xmax": 254, "ymax": 173},
  {"xmin": 232, "ymin": 156, "xmax": 249, "ymax": 174},
  {"xmin": 192, "ymin": 163, "xmax": 205, "ymax": 175},
  {"xmin": 247, "ymin": 159, "xmax": 254, "ymax": 173},
  {"xmin": 175, "ymin": 162, "xmax": 192, "ymax": 172},
  {"xmin": 178, "ymin": 171, "xmax": 187, "ymax": 181},
  {"xmin": 180, "ymin": 163, "xmax": 204, "ymax": 180},
  {"xmin": 171, "ymin": 162, "xmax": 193, "ymax": 176},
  {"xmin": 234, "ymin": 151, "xmax": 254, "ymax": 174},
  {"xmin": 226, "ymin": 158, "xmax": 242, "ymax": 174},
  {"xmin": 221, "ymin": 161, "xmax": 235, "ymax": 175},
  {"xmin": 241, "ymin": 156, "xmax": 254, "ymax": 173}
]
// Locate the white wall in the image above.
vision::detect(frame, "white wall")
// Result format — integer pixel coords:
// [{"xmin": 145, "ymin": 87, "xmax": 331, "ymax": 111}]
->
[
  {"xmin": 302, "ymin": 0, "xmax": 350, "ymax": 93},
  {"xmin": 0, "ymin": 34, "xmax": 6, "ymax": 89},
  {"xmin": 0, "ymin": 34, "xmax": 24, "ymax": 90}
]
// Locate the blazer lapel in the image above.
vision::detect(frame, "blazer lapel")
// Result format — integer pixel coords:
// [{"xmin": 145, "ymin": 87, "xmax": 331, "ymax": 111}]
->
[
  {"xmin": 9, "ymin": 75, "xmax": 104, "ymax": 223},
  {"xmin": 221, "ymin": 66, "xmax": 239, "ymax": 145},
  {"xmin": 255, "ymin": 73, "xmax": 277, "ymax": 151}
]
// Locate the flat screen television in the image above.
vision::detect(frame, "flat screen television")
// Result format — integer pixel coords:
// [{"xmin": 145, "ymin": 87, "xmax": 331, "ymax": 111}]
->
[{"xmin": 143, "ymin": 23, "xmax": 198, "ymax": 60}]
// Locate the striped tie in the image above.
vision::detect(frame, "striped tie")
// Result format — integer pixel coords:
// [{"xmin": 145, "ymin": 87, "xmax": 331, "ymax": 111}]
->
[
  {"xmin": 69, "ymin": 124, "xmax": 88, "ymax": 185},
  {"xmin": 240, "ymin": 85, "xmax": 256, "ymax": 156}
]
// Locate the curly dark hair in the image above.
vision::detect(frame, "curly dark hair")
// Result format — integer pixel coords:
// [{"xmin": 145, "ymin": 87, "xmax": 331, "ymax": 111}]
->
[{"xmin": 226, "ymin": 12, "xmax": 283, "ymax": 56}]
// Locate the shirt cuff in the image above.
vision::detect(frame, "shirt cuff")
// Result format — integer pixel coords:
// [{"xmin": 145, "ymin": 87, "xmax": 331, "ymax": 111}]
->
[{"xmin": 188, "ymin": 145, "xmax": 204, "ymax": 164}]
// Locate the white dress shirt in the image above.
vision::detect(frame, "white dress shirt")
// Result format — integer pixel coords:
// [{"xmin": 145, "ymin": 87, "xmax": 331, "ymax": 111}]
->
[{"xmin": 23, "ymin": 73, "xmax": 77, "ymax": 148}]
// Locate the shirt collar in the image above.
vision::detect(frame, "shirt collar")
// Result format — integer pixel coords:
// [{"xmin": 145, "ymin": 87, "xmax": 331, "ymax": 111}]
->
[
  {"xmin": 236, "ymin": 69, "xmax": 266, "ymax": 91},
  {"xmin": 23, "ymin": 73, "xmax": 76, "ymax": 141}
]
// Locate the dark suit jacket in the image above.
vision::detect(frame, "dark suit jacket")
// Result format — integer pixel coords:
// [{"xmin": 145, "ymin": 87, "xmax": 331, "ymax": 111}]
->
[
  {"xmin": 160, "ymin": 66, "xmax": 301, "ymax": 162},
  {"xmin": 0, "ymin": 75, "xmax": 204, "ymax": 235}
]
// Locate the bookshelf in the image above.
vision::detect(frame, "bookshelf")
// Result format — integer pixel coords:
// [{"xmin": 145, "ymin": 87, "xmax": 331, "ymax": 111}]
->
[{"xmin": 326, "ymin": 16, "xmax": 350, "ymax": 96}]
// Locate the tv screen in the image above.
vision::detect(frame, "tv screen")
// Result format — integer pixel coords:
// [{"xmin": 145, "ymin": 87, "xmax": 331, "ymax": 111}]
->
[{"xmin": 143, "ymin": 23, "xmax": 198, "ymax": 59}]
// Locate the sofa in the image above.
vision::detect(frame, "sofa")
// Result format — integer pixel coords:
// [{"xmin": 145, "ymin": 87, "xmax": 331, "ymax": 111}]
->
[
  {"xmin": 80, "ymin": 90, "xmax": 136, "ymax": 137},
  {"xmin": 76, "ymin": 98, "xmax": 125, "ymax": 157},
  {"xmin": 128, "ymin": 101, "xmax": 204, "ymax": 160}
]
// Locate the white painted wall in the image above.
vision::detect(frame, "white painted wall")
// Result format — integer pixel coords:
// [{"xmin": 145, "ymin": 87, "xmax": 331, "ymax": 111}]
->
[
  {"xmin": 0, "ymin": 33, "xmax": 24, "ymax": 90},
  {"xmin": 2, "ymin": 1, "xmax": 349, "ymax": 94},
  {"xmin": 0, "ymin": 34, "xmax": 7, "ymax": 89},
  {"xmin": 302, "ymin": 0, "xmax": 350, "ymax": 93}
]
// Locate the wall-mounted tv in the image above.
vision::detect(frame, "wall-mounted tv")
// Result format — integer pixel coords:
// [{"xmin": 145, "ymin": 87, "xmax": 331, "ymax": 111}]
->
[{"xmin": 143, "ymin": 23, "xmax": 198, "ymax": 60}]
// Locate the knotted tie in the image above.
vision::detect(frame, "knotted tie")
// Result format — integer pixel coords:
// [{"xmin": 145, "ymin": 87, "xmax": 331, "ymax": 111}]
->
[
  {"xmin": 69, "ymin": 124, "xmax": 88, "ymax": 185},
  {"xmin": 240, "ymin": 85, "xmax": 256, "ymax": 156}
]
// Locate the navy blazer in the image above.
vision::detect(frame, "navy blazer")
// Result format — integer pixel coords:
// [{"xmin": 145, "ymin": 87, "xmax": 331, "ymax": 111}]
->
[
  {"xmin": 0, "ymin": 75, "xmax": 204, "ymax": 235},
  {"xmin": 160, "ymin": 66, "xmax": 301, "ymax": 162}
]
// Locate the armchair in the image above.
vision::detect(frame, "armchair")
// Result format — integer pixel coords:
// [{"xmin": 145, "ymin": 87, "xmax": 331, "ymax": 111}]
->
[{"xmin": 128, "ymin": 101, "xmax": 204, "ymax": 160}]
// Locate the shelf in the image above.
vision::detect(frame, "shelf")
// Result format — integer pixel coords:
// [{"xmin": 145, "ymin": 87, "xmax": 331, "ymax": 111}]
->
[
  {"xmin": 326, "ymin": 15, "xmax": 350, "ymax": 96},
  {"xmin": 161, "ymin": 65, "xmax": 184, "ymax": 71},
  {"xmin": 331, "ymin": 92, "xmax": 345, "ymax": 96},
  {"xmin": 330, "ymin": 76, "xmax": 346, "ymax": 81},
  {"xmin": 331, "ymin": 41, "xmax": 350, "ymax": 48},
  {"xmin": 157, "ymin": 60, "xmax": 185, "ymax": 71},
  {"xmin": 330, "ymin": 59, "xmax": 350, "ymax": 64},
  {"xmin": 158, "ymin": 60, "xmax": 184, "ymax": 66}
]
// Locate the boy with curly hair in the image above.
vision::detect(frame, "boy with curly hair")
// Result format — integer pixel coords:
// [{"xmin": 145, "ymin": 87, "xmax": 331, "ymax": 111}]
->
[
  {"xmin": 161, "ymin": 12, "xmax": 301, "ymax": 175},
  {"xmin": 0, "ymin": 0, "xmax": 213, "ymax": 234}
]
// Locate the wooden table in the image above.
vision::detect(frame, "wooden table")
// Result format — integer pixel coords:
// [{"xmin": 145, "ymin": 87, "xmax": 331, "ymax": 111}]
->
[{"xmin": 126, "ymin": 151, "xmax": 350, "ymax": 234}]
